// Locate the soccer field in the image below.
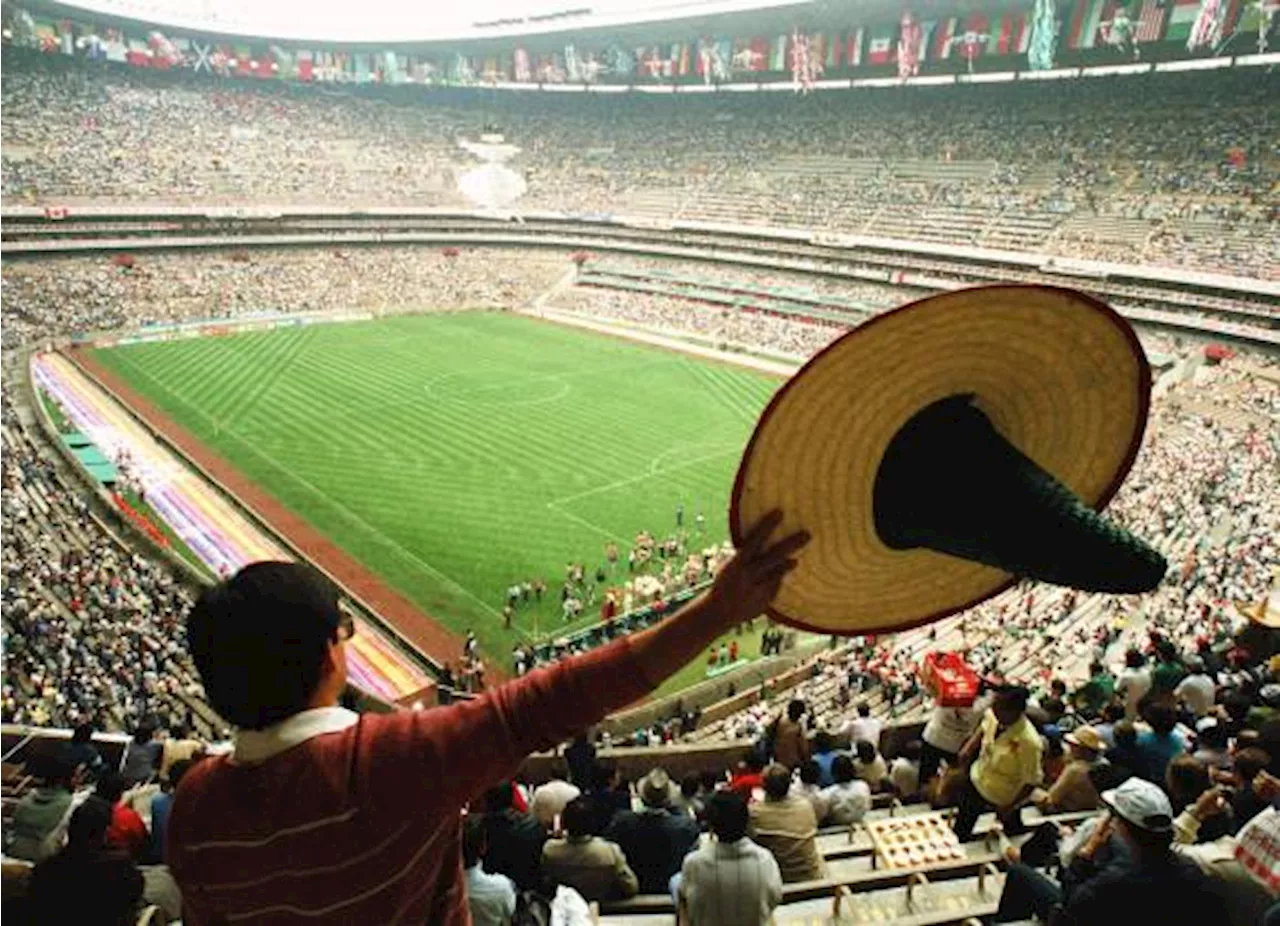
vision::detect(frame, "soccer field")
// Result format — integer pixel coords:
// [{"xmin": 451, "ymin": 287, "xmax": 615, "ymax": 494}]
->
[{"xmin": 91, "ymin": 312, "xmax": 788, "ymax": 681}]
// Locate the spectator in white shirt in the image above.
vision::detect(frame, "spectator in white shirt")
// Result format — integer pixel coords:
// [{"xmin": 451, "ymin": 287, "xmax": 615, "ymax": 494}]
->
[
  {"xmin": 890, "ymin": 741, "xmax": 923, "ymax": 800},
  {"xmin": 1174, "ymin": 657, "xmax": 1216, "ymax": 719},
  {"xmin": 821, "ymin": 754, "xmax": 872, "ymax": 826},
  {"xmin": 842, "ymin": 701, "xmax": 882, "ymax": 749},
  {"xmin": 921, "ymin": 694, "xmax": 989, "ymax": 785},
  {"xmin": 1117, "ymin": 649, "xmax": 1154, "ymax": 720},
  {"xmin": 678, "ymin": 790, "xmax": 782, "ymax": 926},
  {"xmin": 531, "ymin": 766, "xmax": 581, "ymax": 830},
  {"xmin": 853, "ymin": 740, "xmax": 890, "ymax": 792},
  {"xmin": 464, "ymin": 814, "xmax": 517, "ymax": 926}
]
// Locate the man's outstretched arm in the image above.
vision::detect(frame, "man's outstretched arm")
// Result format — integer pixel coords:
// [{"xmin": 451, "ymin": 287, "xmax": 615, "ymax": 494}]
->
[{"xmin": 391, "ymin": 510, "xmax": 809, "ymax": 809}]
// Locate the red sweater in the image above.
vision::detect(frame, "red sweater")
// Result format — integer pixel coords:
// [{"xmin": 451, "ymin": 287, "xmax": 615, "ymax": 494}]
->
[{"xmin": 168, "ymin": 638, "xmax": 651, "ymax": 925}]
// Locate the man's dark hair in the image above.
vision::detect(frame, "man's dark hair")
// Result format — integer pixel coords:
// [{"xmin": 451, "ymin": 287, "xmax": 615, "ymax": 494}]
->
[
  {"xmin": 1126, "ymin": 649, "xmax": 1146, "ymax": 669},
  {"xmin": 95, "ymin": 771, "xmax": 126, "ymax": 805},
  {"xmin": 462, "ymin": 814, "xmax": 487, "ymax": 868},
  {"xmin": 705, "ymin": 790, "xmax": 749, "ymax": 842},
  {"xmin": 1235, "ymin": 748, "xmax": 1270, "ymax": 783},
  {"xmin": 902, "ymin": 740, "xmax": 923, "ymax": 762},
  {"xmin": 561, "ymin": 796, "xmax": 597, "ymax": 838},
  {"xmin": 1144, "ymin": 699, "xmax": 1178, "ymax": 736},
  {"xmin": 131, "ymin": 719, "xmax": 156, "ymax": 745},
  {"xmin": 798, "ymin": 760, "xmax": 822, "ymax": 786},
  {"xmin": 186, "ymin": 562, "xmax": 344, "ymax": 730},
  {"xmin": 1102, "ymin": 703, "xmax": 1125, "ymax": 724},
  {"xmin": 787, "ymin": 699, "xmax": 806, "ymax": 722},
  {"xmin": 483, "ymin": 781, "xmax": 516, "ymax": 813},
  {"xmin": 1166, "ymin": 755, "xmax": 1210, "ymax": 808},
  {"xmin": 814, "ymin": 730, "xmax": 834, "ymax": 753},
  {"xmin": 71, "ymin": 722, "xmax": 95, "ymax": 745},
  {"xmin": 995, "ymin": 685, "xmax": 1030, "ymax": 713},
  {"xmin": 855, "ymin": 741, "xmax": 876, "ymax": 764},
  {"xmin": 1199, "ymin": 722, "xmax": 1228, "ymax": 750},
  {"xmin": 166, "ymin": 758, "xmax": 196, "ymax": 792},
  {"xmin": 762, "ymin": 763, "xmax": 791, "ymax": 799},
  {"xmin": 832, "ymin": 754, "xmax": 856, "ymax": 785},
  {"xmin": 857, "ymin": 701, "xmax": 871, "ymax": 718},
  {"xmin": 67, "ymin": 796, "xmax": 113, "ymax": 849},
  {"xmin": 170, "ymin": 722, "xmax": 191, "ymax": 740},
  {"xmin": 1090, "ymin": 661, "xmax": 1105, "ymax": 677},
  {"xmin": 742, "ymin": 752, "xmax": 766, "ymax": 773},
  {"xmin": 699, "ymin": 770, "xmax": 721, "ymax": 792},
  {"xmin": 680, "ymin": 774, "xmax": 700, "ymax": 799},
  {"xmin": 1114, "ymin": 720, "xmax": 1138, "ymax": 747}
]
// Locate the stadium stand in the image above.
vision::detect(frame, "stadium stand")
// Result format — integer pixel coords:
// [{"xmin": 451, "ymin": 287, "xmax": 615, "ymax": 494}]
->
[{"xmin": 1, "ymin": 33, "xmax": 1278, "ymax": 926}]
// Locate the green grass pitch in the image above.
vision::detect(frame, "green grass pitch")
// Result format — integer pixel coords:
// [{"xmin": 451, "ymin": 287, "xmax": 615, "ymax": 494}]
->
[{"xmin": 92, "ymin": 312, "xmax": 800, "ymax": 692}]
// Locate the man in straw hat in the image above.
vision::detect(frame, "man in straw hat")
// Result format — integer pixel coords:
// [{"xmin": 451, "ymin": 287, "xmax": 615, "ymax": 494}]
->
[
  {"xmin": 168, "ymin": 515, "xmax": 807, "ymax": 926},
  {"xmin": 993, "ymin": 778, "xmax": 1219, "ymax": 923},
  {"xmin": 605, "ymin": 767, "xmax": 701, "ymax": 895},
  {"xmin": 1033, "ymin": 725, "xmax": 1111, "ymax": 814}
]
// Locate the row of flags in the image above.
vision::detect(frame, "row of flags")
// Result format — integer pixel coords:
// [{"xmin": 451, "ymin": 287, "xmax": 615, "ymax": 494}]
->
[{"xmin": 8, "ymin": 1, "xmax": 1277, "ymax": 87}]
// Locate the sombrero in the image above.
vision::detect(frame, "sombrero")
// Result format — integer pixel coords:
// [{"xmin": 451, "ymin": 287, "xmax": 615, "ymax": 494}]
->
[{"xmin": 731, "ymin": 285, "xmax": 1167, "ymax": 636}]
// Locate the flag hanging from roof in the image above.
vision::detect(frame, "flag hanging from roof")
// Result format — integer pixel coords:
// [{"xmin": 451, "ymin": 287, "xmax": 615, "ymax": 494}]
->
[
  {"xmin": 770, "ymin": 34, "xmax": 787, "ymax": 70},
  {"xmin": 846, "ymin": 27, "xmax": 865, "ymax": 66},
  {"xmin": 126, "ymin": 38, "xmax": 152, "ymax": 67},
  {"xmin": 825, "ymin": 32, "xmax": 842, "ymax": 68},
  {"xmin": 1068, "ymin": 0, "xmax": 1110, "ymax": 46},
  {"xmin": 898, "ymin": 14, "xmax": 923, "ymax": 77},
  {"xmin": 994, "ymin": 13, "xmax": 1031, "ymax": 53},
  {"xmin": 296, "ymin": 50, "xmax": 314, "ymax": 81},
  {"xmin": 932, "ymin": 17, "xmax": 959, "ymax": 58},
  {"xmin": 1187, "ymin": 0, "xmax": 1224, "ymax": 47},
  {"xmin": 104, "ymin": 29, "xmax": 128, "ymax": 62},
  {"xmin": 1028, "ymin": 0, "xmax": 1060, "ymax": 67},
  {"xmin": 867, "ymin": 23, "xmax": 896, "ymax": 64},
  {"xmin": 1134, "ymin": 0, "xmax": 1168, "ymax": 40},
  {"xmin": 1165, "ymin": 0, "xmax": 1203, "ymax": 40}
]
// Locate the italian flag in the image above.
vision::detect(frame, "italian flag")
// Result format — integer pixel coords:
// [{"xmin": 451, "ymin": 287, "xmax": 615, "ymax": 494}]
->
[
  {"xmin": 846, "ymin": 27, "xmax": 865, "ymax": 66},
  {"xmin": 933, "ymin": 17, "xmax": 959, "ymax": 58},
  {"xmin": 1165, "ymin": 0, "xmax": 1205, "ymax": 40},
  {"xmin": 995, "ymin": 13, "xmax": 1031, "ymax": 54}
]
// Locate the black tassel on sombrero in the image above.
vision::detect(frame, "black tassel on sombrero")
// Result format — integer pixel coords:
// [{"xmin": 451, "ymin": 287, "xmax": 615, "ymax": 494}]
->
[
  {"xmin": 731, "ymin": 285, "xmax": 1167, "ymax": 636},
  {"xmin": 873, "ymin": 394, "xmax": 1166, "ymax": 593}
]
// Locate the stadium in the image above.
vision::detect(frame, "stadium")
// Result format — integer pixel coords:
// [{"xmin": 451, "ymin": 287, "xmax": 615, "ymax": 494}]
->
[{"xmin": 0, "ymin": 0, "xmax": 1278, "ymax": 921}]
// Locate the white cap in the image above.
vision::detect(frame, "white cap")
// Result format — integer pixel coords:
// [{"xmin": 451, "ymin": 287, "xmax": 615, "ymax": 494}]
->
[{"xmin": 1101, "ymin": 778, "xmax": 1174, "ymax": 833}]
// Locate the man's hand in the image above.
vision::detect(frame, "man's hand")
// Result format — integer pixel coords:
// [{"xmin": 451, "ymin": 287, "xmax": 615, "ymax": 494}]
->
[
  {"xmin": 1078, "ymin": 815, "xmax": 1113, "ymax": 861},
  {"xmin": 1191, "ymin": 787, "xmax": 1228, "ymax": 822},
  {"xmin": 707, "ymin": 510, "xmax": 810, "ymax": 626},
  {"xmin": 1254, "ymin": 770, "xmax": 1280, "ymax": 802}
]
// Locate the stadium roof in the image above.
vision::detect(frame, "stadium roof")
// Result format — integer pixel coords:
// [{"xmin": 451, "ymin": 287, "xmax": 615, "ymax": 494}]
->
[{"xmin": 33, "ymin": 0, "xmax": 837, "ymax": 44}]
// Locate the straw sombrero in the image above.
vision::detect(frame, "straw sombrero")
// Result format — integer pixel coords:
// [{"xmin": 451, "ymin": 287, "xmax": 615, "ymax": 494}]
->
[{"xmin": 731, "ymin": 285, "xmax": 1167, "ymax": 636}]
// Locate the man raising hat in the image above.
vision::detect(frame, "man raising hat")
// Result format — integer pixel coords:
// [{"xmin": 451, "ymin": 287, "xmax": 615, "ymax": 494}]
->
[{"xmin": 167, "ymin": 513, "xmax": 806, "ymax": 925}]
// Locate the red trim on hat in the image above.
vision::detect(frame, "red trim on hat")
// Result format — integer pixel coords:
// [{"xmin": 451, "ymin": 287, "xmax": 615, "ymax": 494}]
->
[{"xmin": 728, "ymin": 284, "xmax": 1153, "ymax": 637}]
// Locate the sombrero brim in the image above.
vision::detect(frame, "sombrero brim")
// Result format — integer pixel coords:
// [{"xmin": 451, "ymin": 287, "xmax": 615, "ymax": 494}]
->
[{"xmin": 730, "ymin": 284, "xmax": 1150, "ymax": 636}]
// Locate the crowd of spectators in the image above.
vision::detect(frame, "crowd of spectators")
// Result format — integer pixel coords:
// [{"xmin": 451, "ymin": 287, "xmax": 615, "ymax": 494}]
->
[
  {"xmin": 3, "ymin": 50, "xmax": 1275, "ymax": 277},
  {"xmin": 0, "ymin": 248, "xmax": 566, "ymax": 348}
]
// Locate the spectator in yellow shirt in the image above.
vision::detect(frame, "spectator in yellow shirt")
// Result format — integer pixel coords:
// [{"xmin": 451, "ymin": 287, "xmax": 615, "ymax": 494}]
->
[{"xmin": 954, "ymin": 686, "xmax": 1043, "ymax": 841}]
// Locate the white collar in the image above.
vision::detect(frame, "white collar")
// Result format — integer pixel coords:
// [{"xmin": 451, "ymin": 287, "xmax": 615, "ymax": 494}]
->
[{"xmin": 232, "ymin": 707, "xmax": 358, "ymax": 765}]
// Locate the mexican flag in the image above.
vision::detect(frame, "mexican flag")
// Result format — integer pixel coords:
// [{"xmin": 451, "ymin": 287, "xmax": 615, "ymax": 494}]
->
[
  {"xmin": 297, "ymin": 51, "xmax": 314, "ymax": 81},
  {"xmin": 1164, "ymin": 0, "xmax": 1203, "ymax": 41},
  {"xmin": 933, "ymin": 17, "xmax": 959, "ymax": 58},
  {"xmin": 846, "ymin": 27, "xmax": 865, "ymax": 67},
  {"xmin": 867, "ymin": 25, "xmax": 896, "ymax": 64},
  {"xmin": 994, "ymin": 13, "xmax": 1031, "ymax": 54},
  {"xmin": 826, "ymin": 32, "xmax": 842, "ymax": 68}
]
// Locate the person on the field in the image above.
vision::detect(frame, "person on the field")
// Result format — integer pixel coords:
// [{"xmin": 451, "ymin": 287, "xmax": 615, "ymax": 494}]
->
[{"xmin": 168, "ymin": 513, "xmax": 808, "ymax": 924}]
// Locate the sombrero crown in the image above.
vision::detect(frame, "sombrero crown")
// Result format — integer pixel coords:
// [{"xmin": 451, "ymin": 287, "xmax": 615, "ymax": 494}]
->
[{"xmin": 732, "ymin": 285, "xmax": 1167, "ymax": 635}]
